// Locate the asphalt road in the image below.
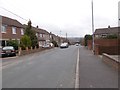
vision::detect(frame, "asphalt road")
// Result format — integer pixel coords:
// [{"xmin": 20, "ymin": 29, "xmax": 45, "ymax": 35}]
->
[
  {"xmin": 2, "ymin": 45, "xmax": 119, "ymax": 89},
  {"xmin": 2, "ymin": 46, "xmax": 78, "ymax": 88}
]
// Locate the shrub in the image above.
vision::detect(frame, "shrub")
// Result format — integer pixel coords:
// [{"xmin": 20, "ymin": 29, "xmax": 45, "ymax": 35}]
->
[
  {"xmin": 51, "ymin": 40, "xmax": 58, "ymax": 47},
  {"xmin": 20, "ymin": 35, "xmax": 31, "ymax": 49},
  {"xmin": 7, "ymin": 40, "xmax": 19, "ymax": 50}
]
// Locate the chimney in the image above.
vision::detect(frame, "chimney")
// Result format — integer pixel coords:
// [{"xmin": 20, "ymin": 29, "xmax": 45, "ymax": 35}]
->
[
  {"xmin": 108, "ymin": 25, "xmax": 110, "ymax": 28},
  {"xmin": 36, "ymin": 25, "xmax": 39, "ymax": 28}
]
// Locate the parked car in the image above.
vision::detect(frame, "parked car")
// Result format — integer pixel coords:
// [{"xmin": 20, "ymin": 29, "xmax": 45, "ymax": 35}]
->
[
  {"xmin": 42, "ymin": 44, "xmax": 50, "ymax": 48},
  {"xmin": 60, "ymin": 43, "xmax": 69, "ymax": 48},
  {"xmin": 1, "ymin": 46, "xmax": 16, "ymax": 57}
]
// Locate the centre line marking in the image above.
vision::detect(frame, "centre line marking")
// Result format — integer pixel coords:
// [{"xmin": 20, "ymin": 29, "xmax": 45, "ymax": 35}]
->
[{"xmin": 75, "ymin": 47, "xmax": 80, "ymax": 88}]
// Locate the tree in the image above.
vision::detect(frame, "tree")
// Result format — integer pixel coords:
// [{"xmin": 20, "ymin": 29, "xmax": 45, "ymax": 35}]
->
[
  {"xmin": 20, "ymin": 35, "xmax": 31, "ymax": 49},
  {"xmin": 7, "ymin": 40, "xmax": 19, "ymax": 50},
  {"xmin": 51, "ymin": 40, "xmax": 58, "ymax": 47},
  {"xmin": 84, "ymin": 34, "xmax": 92, "ymax": 46},
  {"xmin": 25, "ymin": 20, "xmax": 38, "ymax": 48}
]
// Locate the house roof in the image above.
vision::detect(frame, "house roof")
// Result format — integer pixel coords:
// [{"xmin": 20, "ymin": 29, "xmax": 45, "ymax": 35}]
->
[
  {"xmin": 23, "ymin": 24, "xmax": 50, "ymax": 34},
  {"xmin": 94, "ymin": 27, "xmax": 120, "ymax": 35},
  {"xmin": 2, "ymin": 16, "xmax": 23, "ymax": 28},
  {"xmin": 35, "ymin": 28, "xmax": 50, "ymax": 35}
]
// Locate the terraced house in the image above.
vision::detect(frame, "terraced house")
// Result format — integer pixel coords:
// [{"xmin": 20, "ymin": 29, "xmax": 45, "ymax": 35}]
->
[{"xmin": 0, "ymin": 15, "xmax": 24, "ymax": 47}]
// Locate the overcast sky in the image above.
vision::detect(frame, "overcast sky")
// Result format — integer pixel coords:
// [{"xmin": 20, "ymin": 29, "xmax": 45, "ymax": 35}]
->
[{"xmin": 0, "ymin": 0, "xmax": 119, "ymax": 37}]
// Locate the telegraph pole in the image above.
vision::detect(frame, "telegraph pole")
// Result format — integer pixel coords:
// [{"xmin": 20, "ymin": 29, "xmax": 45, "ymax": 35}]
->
[
  {"xmin": 91, "ymin": 0, "xmax": 95, "ymax": 54},
  {"xmin": 66, "ymin": 33, "xmax": 67, "ymax": 41},
  {"xmin": 60, "ymin": 30, "xmax": 61, "ymax": 44}
]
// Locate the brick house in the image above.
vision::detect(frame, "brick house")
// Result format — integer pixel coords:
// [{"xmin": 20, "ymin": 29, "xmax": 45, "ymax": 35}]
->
[
  {"xmin": 88, "ymin": 26, "xmax": 120, "ymax": 55},
  {"xmin": 94, "ymin": 26, "xmax": 120, "ymax": 39},
  {"xmin": 34, "ymin": 26, "xmax": 50, "ymax": 47},
  {"xmin": 0, "ymin": 15, "xmax": 24, "ymax": 47}
]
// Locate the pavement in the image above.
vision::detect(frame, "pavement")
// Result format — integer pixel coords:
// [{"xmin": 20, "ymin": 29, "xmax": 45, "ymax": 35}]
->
[
  {"xmin": 110, "ymin": 55, "xmax": 119, "ymax": 62},
  {"xmin": 79, "ymin": 46, "xmax": 118, "ymax": 88}
]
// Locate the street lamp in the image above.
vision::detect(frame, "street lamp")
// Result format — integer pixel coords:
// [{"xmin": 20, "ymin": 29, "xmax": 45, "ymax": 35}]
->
[
  {"xmin": 91, "ymin": 0, "xmax": 95, "ymax": 54},
  {"xmin": 60, "ymin": 30, "xmax": 61, "ymax": 44}
]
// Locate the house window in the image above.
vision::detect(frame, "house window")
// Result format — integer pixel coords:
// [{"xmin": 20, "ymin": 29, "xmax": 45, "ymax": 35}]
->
[
  {"xmin": 95, "ymin": 35, "xmax": 99, "ymax": 38},
  {"xmin": 36, "ymin": 33, "xmax": 38, "ymax": 37},
  {"xmin": 40, "ymin": 34, "xmax": 43, "ymax": 37},
  {"xmin": 101, "ymin": 34, "xmax": 107, "ymax": 37},
  {"xmin": 12, "ymin": 27, "xmax": 16, "ymax": 34},
  {"xmin": 43, "ymin": 34, "xmax": 45, "ymax": 38},
  {"xmin": 21, "ymin": 28, "xmax": 24, "ymax": 35},
  {"xmin": 50, "ymin": 35, "xmax": 52, "ymax": 38},
  {"xmin": 1, "ymin": 25, "xmax": 7, "ymax": 33}
]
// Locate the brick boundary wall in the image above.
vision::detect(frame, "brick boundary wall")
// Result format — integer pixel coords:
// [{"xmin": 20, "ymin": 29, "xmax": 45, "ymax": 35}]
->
[
  {"xmin": 18, "ymin": 47, "xmax": 53, "ymax": 56},
  {"xmin": 102, "ymin": 53, "xmax": 119, "ymax": 69},
  {"xmin": 95, "ymin": 46, "xmax": 119, "ymax": 55},
  {"xmin": 87, "ymin": 39, "xmax": 120, "ymax": 55}
]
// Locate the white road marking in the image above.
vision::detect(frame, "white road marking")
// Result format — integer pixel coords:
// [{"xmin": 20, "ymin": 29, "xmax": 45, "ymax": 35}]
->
[{"xmin": 75, "ymin": 47, "xmax": 80, "ymax": 88}]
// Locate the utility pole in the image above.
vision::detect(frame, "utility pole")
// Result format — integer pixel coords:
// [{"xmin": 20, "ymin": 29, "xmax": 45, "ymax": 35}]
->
[
  {"xmin": 60, "ymin": 30, "xmax": 61, "ymax": 44},
  {"xmin": 91, "ymin": 0, "xmax": 95, "ymax": 54},
  {"xmin": 66, "ymin": 33, "xmax": 67, "ymax": 42}
]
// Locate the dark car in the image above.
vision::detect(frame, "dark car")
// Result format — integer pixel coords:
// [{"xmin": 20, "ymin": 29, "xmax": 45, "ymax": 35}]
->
[{"xmin": 1, "ymin": 46, "xmax": 16, "ymax": 57}]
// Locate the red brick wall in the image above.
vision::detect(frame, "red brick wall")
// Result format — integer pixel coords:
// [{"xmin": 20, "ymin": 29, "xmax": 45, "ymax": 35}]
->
[
  {"xmin": 88, "ymin": 40, "xmax": 92, "ymax": 50},
  {"xmin": 88, "ymin": 39, "xmax": 119, "ymax": 47},
  {"xmin": 87, "ymin": 39, "xmax": 120, "ymax": 55},
  {"xmin": 95, "ymin": 46, "xmax": 119, "ymax": 55},
  {"xmin": 94, "ymin": 39, "xmax": 118, "ymax": 46}
]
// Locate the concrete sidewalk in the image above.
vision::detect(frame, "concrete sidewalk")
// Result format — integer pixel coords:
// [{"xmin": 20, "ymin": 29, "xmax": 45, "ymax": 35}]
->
[{"xmin": 79, "ymin": 46, "xmax": 118, "ymax": 88}]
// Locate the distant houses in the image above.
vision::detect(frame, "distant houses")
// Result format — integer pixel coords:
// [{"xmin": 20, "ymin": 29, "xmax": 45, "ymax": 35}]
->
[{"xmin": 0, "ymin": 15, "xmax": 64, "ymax": 47}]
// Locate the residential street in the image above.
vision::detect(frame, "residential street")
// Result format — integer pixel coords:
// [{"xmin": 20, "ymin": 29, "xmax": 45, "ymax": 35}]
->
[
  {"xmin": 2, "ymin": 46, "xmax": 78, "ymax": 88},
  {"xmin": 2, "ymin": 45, "xmax": 118, "ymax": 88}
]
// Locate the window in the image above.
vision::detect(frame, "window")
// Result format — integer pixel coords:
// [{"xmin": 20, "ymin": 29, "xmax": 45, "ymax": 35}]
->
[
  {"xmin": 50, "ymin": 35, "xmax": 52, "ymax": 38},
  {"xmin": 21, "ymin": 28, "xmax": 24, "ymax": 35},
  {"xmin": 101, "ymin": 34, "xmax": 107, "ymax": 37},
  {"xmin": 1, "ymin": 25, "xmax": 7, "ymax": 33},
  {"xmin": 12, "ymin": 27, "xmax": 16, "ymax": 34},
  {"xmin": 43, "ymin": 34, "xmax": 45, "ymax": 38},
  {"xmin": 36, "ymin": 33, "xmax": 38, "ymax": 37},
  {"xmin": 40, "ymin": 34, "xmax": 43, "ymax": 37}
]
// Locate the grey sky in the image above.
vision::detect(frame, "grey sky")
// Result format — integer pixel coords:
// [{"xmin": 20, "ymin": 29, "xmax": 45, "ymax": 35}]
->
[{"xmin": 0, "ymin": 0, "xmax": 119, "ymax": 37}]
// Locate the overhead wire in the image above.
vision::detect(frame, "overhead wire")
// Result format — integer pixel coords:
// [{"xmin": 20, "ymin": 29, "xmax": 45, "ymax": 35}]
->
[{"xmin": 0, "ymin": 7, "xmax": 28, "ymax": 22}]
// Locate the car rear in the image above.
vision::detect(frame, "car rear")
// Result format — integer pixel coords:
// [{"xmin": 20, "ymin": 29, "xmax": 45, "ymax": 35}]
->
[{"xmin": 1, "ymin": 46, "xmax": 16, "ymax": 57}]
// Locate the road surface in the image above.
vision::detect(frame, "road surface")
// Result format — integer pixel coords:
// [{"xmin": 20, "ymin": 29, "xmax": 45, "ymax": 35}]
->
[
  {"xmin": 2, "ymin": 46, "xmax": 78, "ymax": 88},
  {"xmin": 2, "ymin": 45, "xmax": 118, "ymax": 89}
]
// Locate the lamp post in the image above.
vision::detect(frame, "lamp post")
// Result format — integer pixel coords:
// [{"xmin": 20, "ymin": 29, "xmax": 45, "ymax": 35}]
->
[
  {"xmin": 91, "ymin": 0, "xmax": 95, "ymax": 54},
  {"xmin": 66, "ymin": 32, "xmax": 67, "ymax": 41},
  {"xmin": 60, "ymin": 30, "xmax": 61, "ymax": 44}
]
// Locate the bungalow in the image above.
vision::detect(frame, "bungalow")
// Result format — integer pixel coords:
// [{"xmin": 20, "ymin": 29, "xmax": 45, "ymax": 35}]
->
[{"xmin": 0, "ymin": 15, "xmax": 24, "ymax": 47}]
